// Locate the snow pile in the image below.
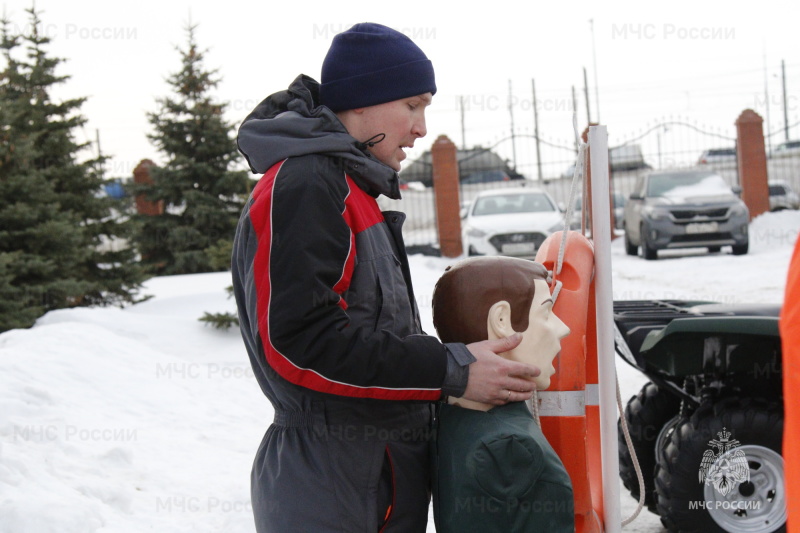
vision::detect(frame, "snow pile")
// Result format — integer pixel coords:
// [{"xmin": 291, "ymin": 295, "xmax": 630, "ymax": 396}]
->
[
  {"xmin": 749, "ymin": 208, "xmax": 800, "ymax": 253},
  {"xmin": 0, "ymin": 274, "xmax": 265, "ymax": 533},
  {"xmin": 1, "ymin": 211, "xmax": 797, "ymax": 533}
]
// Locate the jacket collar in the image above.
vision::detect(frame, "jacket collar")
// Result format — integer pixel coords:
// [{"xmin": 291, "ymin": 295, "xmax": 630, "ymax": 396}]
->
[{"xmin": 237, "ymin": 75, "xmax": 401, "ymax": 199}]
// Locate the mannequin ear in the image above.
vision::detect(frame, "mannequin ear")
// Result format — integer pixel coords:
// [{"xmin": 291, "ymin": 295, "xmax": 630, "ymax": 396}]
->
[{"xmin": 487, "ymin": 301, "xmax": 514, "ymax": 340}]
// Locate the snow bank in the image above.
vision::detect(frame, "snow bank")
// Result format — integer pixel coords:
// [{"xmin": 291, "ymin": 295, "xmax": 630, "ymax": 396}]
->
[{"xmin": 0, "ymin": 275, "xmax": 265, "ymax": 533}]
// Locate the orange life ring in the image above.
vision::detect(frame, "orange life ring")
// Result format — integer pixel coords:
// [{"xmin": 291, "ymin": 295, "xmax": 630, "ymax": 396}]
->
[{"xmin": 535, "ymin": 230, "xmax": 604, "ymax": 533}]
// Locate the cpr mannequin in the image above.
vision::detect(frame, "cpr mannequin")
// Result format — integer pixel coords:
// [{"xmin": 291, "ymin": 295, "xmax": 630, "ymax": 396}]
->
[{"xmin": 431, "ymin": 256, "xmax": 575, "ymax": 533}]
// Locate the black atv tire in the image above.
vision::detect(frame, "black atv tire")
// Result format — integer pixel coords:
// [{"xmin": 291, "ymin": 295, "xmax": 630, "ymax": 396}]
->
[
  {"xmin": 618, "ymin": 382, "xmax": 682, "ymax": 513},
  {"xmin": 654, "ymin": 396, "xmax": 785, "ymax": 533}
]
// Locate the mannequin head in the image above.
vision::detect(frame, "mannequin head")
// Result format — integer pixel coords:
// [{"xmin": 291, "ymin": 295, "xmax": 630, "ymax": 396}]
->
[{"xmin": 432, "ymin": 256, "xmax": 570, "ymax": 390}]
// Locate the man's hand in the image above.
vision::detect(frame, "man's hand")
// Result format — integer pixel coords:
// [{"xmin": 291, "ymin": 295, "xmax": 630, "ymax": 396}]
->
[{"xmin": 461, "ymin": 333, "xmax": 541, "ymax": 405}]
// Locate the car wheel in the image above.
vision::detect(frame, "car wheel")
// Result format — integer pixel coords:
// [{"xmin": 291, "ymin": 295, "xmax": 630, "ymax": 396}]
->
[
  {"xmin": 618, "ymin": 382, "xmax": 682, "ymax": 513},
  {"xmin": 654, "ymin": 397, "xmax": 785, "ymax": 533},
  {"xmin": 732, "ymin": 241, "xmax": 749, "ymax": 255},
  {"xmin": 624, "ymin": 231, "xmax": 638, "ymax": 256},
  {"xmin": 641, "ymin": 226, "xmax": 658, "ymax": 260}
]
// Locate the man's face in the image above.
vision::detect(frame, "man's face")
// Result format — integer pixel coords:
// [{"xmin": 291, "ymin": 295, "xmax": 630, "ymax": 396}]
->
[
  {"xmin": 510, "ymin": 279, "xmax": 571, "ymax": 390},
  {"xmin": 350, "ymin": 93, "xmax": 431, "ymax": 171}
]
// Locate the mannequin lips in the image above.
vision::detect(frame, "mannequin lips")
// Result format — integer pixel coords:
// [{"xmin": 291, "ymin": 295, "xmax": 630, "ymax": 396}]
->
[{"xmin": 546, "ymin": 350, "xmax": 561, "ymax": 376}]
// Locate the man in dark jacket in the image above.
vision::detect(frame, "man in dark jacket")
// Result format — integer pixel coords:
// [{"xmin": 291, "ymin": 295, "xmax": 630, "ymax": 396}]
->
[{"xmin": 232, "ymin": 23, "xmax": 540, "ymax": 532}]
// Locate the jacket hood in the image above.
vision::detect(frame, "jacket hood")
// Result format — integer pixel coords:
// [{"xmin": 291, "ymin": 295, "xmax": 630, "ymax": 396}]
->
[{"xmin": 237, "ymin": 74, "xmax": 401, "ymax": 199}]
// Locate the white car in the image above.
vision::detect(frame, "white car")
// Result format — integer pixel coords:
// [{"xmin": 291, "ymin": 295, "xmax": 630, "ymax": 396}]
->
[
  {"xmin": 569, "ymin": 191, "xmax": 626, "ymax": 230},
  {"xmin": 462, "ymin": 188, "xmax": 564, "ymax": 257},
  {"xmin": 697, "ymin": 147, "xmax": 736, "ymax": 165},
  {"xmin": 772, "ymin": 140, "xmax": 800, "ymax": 158},
  {"xmin": 769, "ymin": 181, "xmax": 800, "ymax": 211}
]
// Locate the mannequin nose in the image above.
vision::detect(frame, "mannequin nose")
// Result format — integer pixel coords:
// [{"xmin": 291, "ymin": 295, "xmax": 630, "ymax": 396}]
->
[{"xmin": 557, "ymin": 318, "xmax": 570, "ymax": 339}]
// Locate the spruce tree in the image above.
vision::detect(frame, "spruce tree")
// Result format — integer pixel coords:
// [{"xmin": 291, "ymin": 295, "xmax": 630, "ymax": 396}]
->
[
  {"xmin": 134, "ymin": 24, "xmax": 249, "ymax": 275},
  {"xmin": 0, "ymin": 8, "xmax": 145, "ymax": 332}
]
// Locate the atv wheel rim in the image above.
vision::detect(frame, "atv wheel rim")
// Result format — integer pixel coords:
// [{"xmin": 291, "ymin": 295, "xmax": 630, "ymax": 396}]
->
[
  {"xmin": 655, "ymin": 415, "xmax": 682, "ymax": 455},
  {"xmin": 702, "ymin": 445, "xmax": 786, "ymax": 533}
]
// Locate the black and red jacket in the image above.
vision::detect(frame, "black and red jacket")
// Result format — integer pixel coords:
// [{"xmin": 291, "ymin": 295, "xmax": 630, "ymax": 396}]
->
[{"xmin": 232, "ymin": 75, "xmax": 471, "ymax": 532}]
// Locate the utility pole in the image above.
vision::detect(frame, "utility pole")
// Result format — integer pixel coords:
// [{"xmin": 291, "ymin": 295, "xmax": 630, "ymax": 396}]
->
[
  {"xmin": 532, "ymin": 79, "xmax": 543, "ymax": 181},
  {"xmin": 459, "ymin": 95, "xmax": 466, "ymax": 150},
  {"xmin": 762, "ymin": 44, "xmax": 772, "ymax": 154},
  {"xmin": 583, "ymin": 67, "xmax": 592, "ymax": 126},
  {"xmin": 572, "ymin": 86, "xmax": 579, "ymax": 154},
  {"xmin": 508, "ymin": 79, "xmax": 518, "ymax": 172},
  {"xmin": 590, "ymin": 18, "xmax": 600, "ymax": 123},
  {"xmin": 782, "ymin": 59, "xmax": 789, "ymax": 142}
]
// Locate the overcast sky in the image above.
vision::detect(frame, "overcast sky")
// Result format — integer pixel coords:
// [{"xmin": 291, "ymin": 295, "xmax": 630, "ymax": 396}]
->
[{"xmin": 2, "ymin": 0, "xmax": 798, "ymax": 179}]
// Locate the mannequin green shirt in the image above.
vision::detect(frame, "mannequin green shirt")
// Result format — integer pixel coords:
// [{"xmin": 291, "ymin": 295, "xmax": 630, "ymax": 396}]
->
[{"xmin": 432, "ymin": 401, "xmax": 574, "ymax": 532}]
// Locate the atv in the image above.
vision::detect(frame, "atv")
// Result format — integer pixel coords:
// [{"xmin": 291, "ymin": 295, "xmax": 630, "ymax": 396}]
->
[{"xmin": 613, "ymin": 299, "xmax": 785, "ymax": 533}]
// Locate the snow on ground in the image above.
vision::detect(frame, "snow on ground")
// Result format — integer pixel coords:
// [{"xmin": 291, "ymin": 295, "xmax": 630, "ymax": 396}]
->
[{"xmin": 0, "ymin": 210, "xmax": 797, "ymax": 533}]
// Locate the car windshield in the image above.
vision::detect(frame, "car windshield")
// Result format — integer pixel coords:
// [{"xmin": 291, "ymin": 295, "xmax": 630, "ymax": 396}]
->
[
  {"xmin": 472, "ymin": 193, "xmax": 555, "ymax": 216},
  {"xmin": 646, "ymin": 173, "xmax": 732, "ymax": 198}
]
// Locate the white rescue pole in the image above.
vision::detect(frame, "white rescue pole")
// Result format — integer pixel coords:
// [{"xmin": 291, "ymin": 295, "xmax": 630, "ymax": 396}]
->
[{"xmin": 588, "ymin": 125, "xmax": 622, "ymax": 533}]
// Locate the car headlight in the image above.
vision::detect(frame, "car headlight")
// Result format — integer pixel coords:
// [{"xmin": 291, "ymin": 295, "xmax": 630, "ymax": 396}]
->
[
  {"xmin": 548, "ymin": 222, "xmax": 566, "ymax": 233},
  {"xmin": 466, "ymin": 227, "xmax": 487, "ymax": 238},
  {"xmin": 642, "ymin": 206, "xmax": 669, "ymax": 220},
  {"xmin": 729, "ymin": 204, "xmax": 748, "ymax": 217}
]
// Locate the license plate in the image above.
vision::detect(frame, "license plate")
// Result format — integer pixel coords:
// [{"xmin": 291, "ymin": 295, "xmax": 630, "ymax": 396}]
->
[
  {"xmin": 502, "ymin": 242, "xmax": 536, "ymax": 255},
  {"xmin": 685, "ymin": 222, "xmax": 719, "ymax": 234}
]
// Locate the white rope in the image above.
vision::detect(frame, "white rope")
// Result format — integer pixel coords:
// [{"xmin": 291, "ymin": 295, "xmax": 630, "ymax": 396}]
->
[
  {"xmin": 531, "ymin": 389, "xmax": 540, "ymax": 428},
  {"xmin": 555, "ymin": 114, "xmax": 588, "ymax": 277},
  {"xmin": 534, "ymin": 114, "xmax": 586, "ymax": 427},
  {"xmin": 532, "ymin": 377, "xmax": 646, "ymax": 526},
  {"xmin": 551, "ymin": 113, "xmax": 646, "ymax": 527},
  {"xmin": 617, "ymin": 374, "xmax": 646, "ymax": 526}
]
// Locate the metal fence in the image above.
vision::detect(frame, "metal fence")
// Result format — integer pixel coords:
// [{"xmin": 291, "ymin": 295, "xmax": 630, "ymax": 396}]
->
[{"xmin": 379, "ymin": 115, "xmax": 800, "ymax": 252}]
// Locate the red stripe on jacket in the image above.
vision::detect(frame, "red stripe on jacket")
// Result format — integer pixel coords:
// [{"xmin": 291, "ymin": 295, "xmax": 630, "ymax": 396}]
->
[
  {"xmin": 250, "ymin": 161, "xmax": 440, "ymax": 400},
  {"xmin": 332, "ymin": 176, "xmax": 384, "ymax": 309}
]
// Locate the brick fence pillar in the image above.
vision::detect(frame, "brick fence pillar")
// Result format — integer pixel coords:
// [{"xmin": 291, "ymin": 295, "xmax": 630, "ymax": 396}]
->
[
  {"xmin": 735, "ymin": 109, "xmax": 770, "ymax": 220},
  {"xmin": 431, "ymin": 135, "xmax": 462, "ymax": 257},
  {"xmin": 133, "ymin": 159, "xmax": 163, "ymax": 216}
]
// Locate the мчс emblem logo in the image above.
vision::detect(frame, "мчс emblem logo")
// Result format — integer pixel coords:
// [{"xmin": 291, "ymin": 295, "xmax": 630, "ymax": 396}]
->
[{"xmin": 698, "ymin": 427, "xmax": 750, "ymax": 496}]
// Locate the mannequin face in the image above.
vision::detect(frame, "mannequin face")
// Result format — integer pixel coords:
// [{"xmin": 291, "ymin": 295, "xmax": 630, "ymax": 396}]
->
[{"xmin": 489, "ymin": 279, "xmax": 570, "ymax": 389}]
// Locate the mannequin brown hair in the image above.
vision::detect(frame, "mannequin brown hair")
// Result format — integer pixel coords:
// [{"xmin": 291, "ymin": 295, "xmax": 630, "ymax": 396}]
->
[{"xmin": 432, "ymin": 257, "xmax": 549, "ymax": 345}]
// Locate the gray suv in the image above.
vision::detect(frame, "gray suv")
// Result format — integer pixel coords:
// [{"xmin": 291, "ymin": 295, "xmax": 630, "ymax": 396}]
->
[{"xmin": 623, "ymin": 170, "xmax": 749, "ymax": 260}]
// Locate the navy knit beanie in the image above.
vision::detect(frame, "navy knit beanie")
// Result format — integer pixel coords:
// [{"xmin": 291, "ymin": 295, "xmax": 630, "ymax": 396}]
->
[{"xmin": 320, "ymin": 23, "xmax": 437, "ymax": 112}]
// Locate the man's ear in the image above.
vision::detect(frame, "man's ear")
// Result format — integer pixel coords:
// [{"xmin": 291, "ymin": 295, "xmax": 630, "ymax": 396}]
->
[{"xmin": 487, "ymin": 301, "xmax": 513, "ymax": 340}]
